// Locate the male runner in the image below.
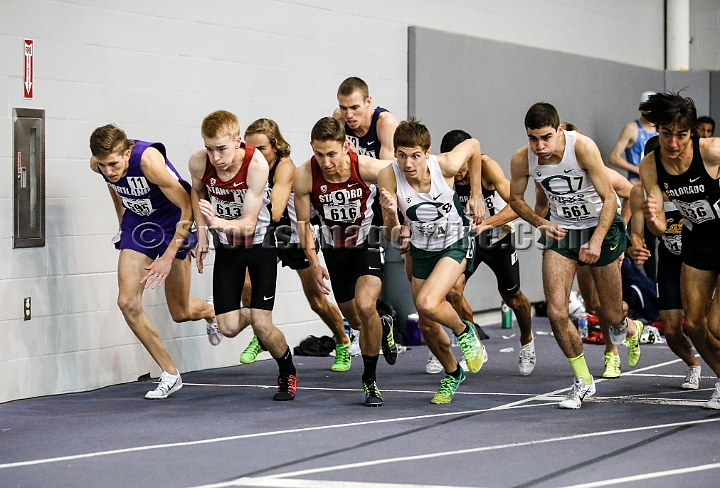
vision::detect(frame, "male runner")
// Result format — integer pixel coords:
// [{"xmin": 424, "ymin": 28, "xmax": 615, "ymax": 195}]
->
[
  {"xmin": 628, "ymin": 182, "xmax": 702, "ymax": 389},
  {"xmin": 610, "ymin": 91, "xmax": 659, "ymax": 280},
  {"xmin": 190, "ymin": 110, "xmax": 298, "ymax": 401},
  {"xmin": 509, "ymin": 102, "xmax": 641, "ymax": 409},
  {"xmin": 638, "ymin": 92, "xmax": 720, "ymax": 408},
  {"xmin": 333, "ymin": 76, "xmax": 399, "ymax": 160},
  {"xmin": 89, "ymin": 124, "xmax": 216, "ymax": 400},
  {"xmin": 238, "ymin": 118, "xmax": 351, "ymax": 372},
  {"xmin": 437, "ymin": 130, "xmax": 534, "ymax": 376},
  {"xmin": 610, "ymin": 91, "xmax": 657, "ymax": 182},
  {"xmin": 378, "ymin": 119, "xmax": 487, "ymax": 404},
  {"xmin": 697, "ymin": 116, "xmax": 715, "ymax": 138},
  {"xmin": 333, "ymin": 76, "xmax": 400, "ymax": 355},
  {"xmin": 535, "ymin": 164, "xmax": 637, "ymax": 380},
  {"xmin": 293, "ymin": 117, "xmax": 397, "ymax": 406}
]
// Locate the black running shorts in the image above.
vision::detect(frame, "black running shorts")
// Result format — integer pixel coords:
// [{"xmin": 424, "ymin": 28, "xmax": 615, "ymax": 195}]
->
[
  {"xmin": 656, "ymin": 246, "xmax": 682, "ymax": 311},
  {"xmin": 323, "ymin": 246, "xmax": 384, "ymax": 304},
  {"xmin": 465, "ymin": 232, "xmax": 521, "ymax": 295},
  {"xmin": 213, "ymin": 243, "xmax": 278, "ymax": 313}
]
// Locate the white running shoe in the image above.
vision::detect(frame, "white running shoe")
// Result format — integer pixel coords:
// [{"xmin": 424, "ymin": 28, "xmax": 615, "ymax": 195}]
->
[
  {"xmin": 145, "ymin": 370, "xmax": 182, "ymax": 399},
  {"xmin": 518, "ymin": 338, "xmax": 536, "ymax": 376},
  {"xmin": 703, "ymin": 381, "xmax": 720, "ymax": 410},
  {"xmin": 205, "ymin": 296, "xmax": 222, "ymax": 346},
  {"xmin": 682, "ymin": 365, "xmax": 701, "ymax": 390},
  {"xmin": 348, "ymin": 330, "xmax": 361, "ymax": 357},
  {"xmin": 559, "ymin": 376, "xmax": 595, "ymax": 409},
  {"xmin": 426, "ymin": 351, "xmax": 443, "ymax": 374}
]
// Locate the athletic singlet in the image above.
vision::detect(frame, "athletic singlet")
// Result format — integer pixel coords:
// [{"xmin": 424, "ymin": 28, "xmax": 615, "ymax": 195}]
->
[
  {"xmin": 102, "ymin": 140, "xmax": 190, "ymax": 220},
  {"xmin": 661, "ymin": 201, "xmax": 683, "ymax": 255},
  {"xmin": 267, "ymin": 158, "xmax": 319, "ymax": 245},
  {"xmin": 455, "ymin": 180, "xmax": 513, "ymax": 245},
  {"xmin": 625, "ymin": 120, "xmax": 657, "ymax": 179},
  {"xmin": 310, "ymin": 150, "xmax": 376, "ymax": 248},
  {"xmin": 654, "ymin": 137, "xmax": 720, "ymax": 237},
  {"xmin": 345, "ymin": 107, "xmax": 388, "ymax": 158},
  {"xmin": 529, "ymin": 131, "xmax": 604, "ymax": 230},
  {"xmin": 393, "ymin": 155, "xmax": 467, "ymax": 252},
  {"xmin": 202, "ymin": 143, "xmax": 272, "ymax": 246}
]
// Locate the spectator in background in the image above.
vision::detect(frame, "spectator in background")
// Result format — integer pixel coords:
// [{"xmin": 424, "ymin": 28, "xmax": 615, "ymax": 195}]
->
[{"xmin": 697, "ymin": 116, "xmax": 715, "ymax": 138}]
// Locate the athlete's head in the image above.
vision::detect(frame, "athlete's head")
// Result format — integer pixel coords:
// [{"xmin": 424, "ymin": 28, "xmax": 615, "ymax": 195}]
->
[
  {"xmin": 310, "ymin": 117, "xmax": 348, "ymax": 174},
  {"xmin": 640, "ymin": 92, "xmax": 697, "ymax": 157},
  {"xmin": 697, "ymin": 116, "xmax": 715, "ymax": 138},
  {"xmin": 441, "ymin": 130, "xmax": 472, "ymax": 181},
  {"xmin": 202, "ymin": 110, "xmax": 240, "ymax": 140},
  {"xmin": 440, "ymin": 129, "xmax": 472, "ymax": 153},
  {"xmin": 525, "ymin": 102, "xmax": 560, "ymax": 131},
  {"xmin": 562, "ymin": 122, "xmax": 580, "ymax": 133},
  {"xmin": 337, "ymin": 77, "xmax": 372, "ymax": 131},
  {"xmin": 394, "ymin": 118, "xmax": 431, "ymax": 153},
  {"xmin": 394, "ymin": 118, "xmax": 432, "ymax": 178},
  {"xmin": 524, "ymin": 103, "xmax": 562, "ymax": 160},
  {"xmin": 244, "ymin": 118, "xmax": 290, "ymax": 165},
  {"xmin": 202, "ymin": 110, "xmax": 242, "ymax": 169},
  {"xmin": 90, "ymin": 124, "xmax": 135, "ymax": 182}
]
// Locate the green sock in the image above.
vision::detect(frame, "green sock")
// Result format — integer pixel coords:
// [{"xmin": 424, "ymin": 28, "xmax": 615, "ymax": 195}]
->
[{"xmin": 568, "ymin": 353, "xmax": 592, "ymax": 384}]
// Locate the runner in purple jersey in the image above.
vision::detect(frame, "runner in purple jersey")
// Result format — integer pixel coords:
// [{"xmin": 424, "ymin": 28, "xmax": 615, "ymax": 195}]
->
[{"xmin": 90, "ymin": 124, "xmax": 217, "ymax": 400}]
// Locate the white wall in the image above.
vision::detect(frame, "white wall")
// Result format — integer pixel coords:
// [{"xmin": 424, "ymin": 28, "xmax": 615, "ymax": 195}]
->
[
  {"xmin": 0, "ymin": 0, "xmax": 666, "ymax": 403},
  {"xmin": 690, "ymin": 0, "xmax": 720, "ymax": 70}
]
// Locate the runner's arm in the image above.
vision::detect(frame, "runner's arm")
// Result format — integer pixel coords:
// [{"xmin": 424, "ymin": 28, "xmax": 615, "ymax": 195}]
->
[
  {"xmin": 188, "ymin": 150, "xmax": 210, "ymax": 273},
  {"xmin": 639, "ymin": 153, "xmax": 667, "ymax": 236},
  {"xmin": 377, "ymin": 111, "xmax": 400, "ymax": 160},
  {"xmin": 609, "ymin": 122, "xmax": 640, "ymax": 175},
  {"xmin": 377, "ymin": 165, "xmax": 401, "ymax": 240},
  {"xmin": 140, "ymin": 147, "xmax": 193, "ymax": 288},
  {"xmin": 269, "ymin": 157, "xmax": 295, "ymax": 223},
  {"xmin": 477, "ymin": 156, "xmax": 517, "ymax": 230}
]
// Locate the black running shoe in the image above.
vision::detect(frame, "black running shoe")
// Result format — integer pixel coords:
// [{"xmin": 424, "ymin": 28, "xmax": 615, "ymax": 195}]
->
[
  {"xmin": 380, "ymin": 315, "xmax": 398, "ymax": 365},
  {"xmin": 363, "ymin": 379, "xmax": 383, "ymax": 407},
  {"xmin": 273, "ymin": 373, "xmax": 297, "ymax": 401}
]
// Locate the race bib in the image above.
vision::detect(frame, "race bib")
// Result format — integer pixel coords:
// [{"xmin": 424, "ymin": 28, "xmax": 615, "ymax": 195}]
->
[
  {"xmin": 554, "ymin": 201, "xmax": 598, "ymax": 222},
  {"xmin": 323, "ymin": 201, "xmax": 360, "ymax": 223},
  {"xmin": 661, "ymin": 234, "xmax": 682, "ymax": 255},
  {"xmin": 211, "ymin": 196, "xmax": 243, "ymax": 219},
  {"xmin": 411, "ymin": 219, "xmax": 449, "ymax": 239},
  {"xmin": 674, "ymin": 199, "xmax": 715, "ymax": 224},
  {"xmin": 122, "ymin": 197, "xmax": 154, "ymax": 217}
]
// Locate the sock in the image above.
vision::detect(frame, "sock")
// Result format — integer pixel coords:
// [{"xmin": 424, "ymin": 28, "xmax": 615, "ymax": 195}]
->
[
  {"xmin": 275, "ymin": 347, "xmax": 296, "ymax": 376},
  {"xmin": 361, "ymin": 354, "xmax": 379, "ymax": 383},
  {"xmin": 454, "ymin": 323, "xmax": 470, "ymax": 337},
  {"xmin": 568, "ymin": 353, "xmax": 592, "ymax": 384},
  {"xmin": 448, "ymin": 364, "xmax": 462, "ymax": 379}
]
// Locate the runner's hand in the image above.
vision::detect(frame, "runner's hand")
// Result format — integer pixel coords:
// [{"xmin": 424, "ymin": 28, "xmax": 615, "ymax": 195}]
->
[
  {"xmin": 538, "ymin": 222, "xmax": 567, "ymax": 241},
  {"xmin": 579, "ymin": 238, "xmax": 602, "ymax": 265},
  {"xmin": 196, "ymin": 233, "xmax": 209, "ymax": 274},
  {"xmin": 312, "ymin": 264, "xmax": 332, "ymax": 295},
  {"xmin": 198, "ymin": 199, "xmax": 220, "ymax": 228},
  {"xmin": 626, "ymin": 244, "xmax": 651, "ymax": 265},
  {"xmin": 642, "ymin": 192, "xmax": 658, "ymax": 222},
  {"xmin": 379, "ymin": 188, "xmax": 398, "ymax": 215},
  {"xmin": 465, "ymin": 195, "xmax": 485, "ymax": 226},
  {"xmin": 141, "ymin": 255, "xmax": 173, "ymax": 289}
]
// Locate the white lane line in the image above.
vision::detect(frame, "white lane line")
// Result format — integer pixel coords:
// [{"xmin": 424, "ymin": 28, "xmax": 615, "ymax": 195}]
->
[
  {"xmin": 246, "ymin": 417, "xmax": 720, "ymax": 482},
  {"xmin": 559, "ymin": 462, "xmax": 720, "ymax": 487},
  {"xmin": 0, "ymin": 402, "xmax": 551, "ymax": 470},
  {"xmin": 182, "ymin": 383, "xmax": 534, "ymax": 397},
  {"xmin": 210, "ymin": 479, "xmax": 478, "ymax": 488},
  {"xmin": 621, "ymin": 357, "xmax": 683, "ymax": 374}
]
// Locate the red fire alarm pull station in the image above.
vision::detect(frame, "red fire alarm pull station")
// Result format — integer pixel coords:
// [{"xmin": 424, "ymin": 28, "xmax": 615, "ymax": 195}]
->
[{"xmin": 24, "ymin": 39, "xmax": 33, "ymax": 99}]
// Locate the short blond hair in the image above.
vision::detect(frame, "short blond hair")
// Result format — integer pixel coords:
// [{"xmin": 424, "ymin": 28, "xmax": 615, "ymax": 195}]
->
[{"xmin": 201, "ymin": 110, "xmax": 240, "ymax": 139}]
